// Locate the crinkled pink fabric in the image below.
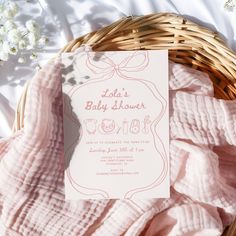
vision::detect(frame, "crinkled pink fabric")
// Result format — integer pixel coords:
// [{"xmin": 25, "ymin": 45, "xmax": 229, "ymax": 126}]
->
[{"xmin": 0, "ymin": 59, "xmax": 236, "ymax": 236}]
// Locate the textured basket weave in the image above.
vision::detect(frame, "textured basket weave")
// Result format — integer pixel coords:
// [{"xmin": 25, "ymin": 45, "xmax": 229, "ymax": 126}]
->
[{"xmin": 13, "ymin": 13, "xmax": 236, "ymax": 235}]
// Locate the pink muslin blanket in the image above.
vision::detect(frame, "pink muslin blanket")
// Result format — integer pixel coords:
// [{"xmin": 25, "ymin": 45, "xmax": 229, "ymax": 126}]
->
[{"xmin": 0, "ymin": 59, "xmax": 236, "ymax": 236}]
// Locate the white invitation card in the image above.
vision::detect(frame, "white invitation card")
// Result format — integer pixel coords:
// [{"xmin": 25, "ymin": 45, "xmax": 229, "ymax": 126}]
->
[{"xmin": 62, "ymin": 48, "xmax": 169, "ymax": 199}]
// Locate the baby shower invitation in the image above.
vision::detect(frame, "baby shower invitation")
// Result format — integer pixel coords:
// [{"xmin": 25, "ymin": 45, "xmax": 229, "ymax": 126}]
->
[{"xmin": 62, "ymin": 48, "xmax": 169, "ymax": 200}]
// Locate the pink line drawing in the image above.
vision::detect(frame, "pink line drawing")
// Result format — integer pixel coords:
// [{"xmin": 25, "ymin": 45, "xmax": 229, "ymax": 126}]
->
[
  {"xmin": 129, "ymin": 119, "xmax": 141, "ymax": 134},
  {"xmin": 99, "ymin": 119, "xmax": 116, "ymax": 134},
  {"xmin": 83, "ymin": 119, "xmax": 97, "ymax": 134},
  {"xmin": 116, "ymin": 68, "xmax": 168, "ymax": 199},
  {"xmin": 63, "ymin": 116, "xmax": 109, "ymax": 198},
  {"xmin": 142, "ymin": 115, "xmax": 152, "ymax": 134},
  {"xmin": 64, "ymin": 50, "xmax": 168, "ymax": 198},
  {"xmin": 122, "ymin": 119, "xmax": 129, "ymax": 135}
]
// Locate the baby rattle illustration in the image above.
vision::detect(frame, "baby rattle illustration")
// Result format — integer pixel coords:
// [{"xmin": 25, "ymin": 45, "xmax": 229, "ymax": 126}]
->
[{"xmin": 129, "ymin": 119, "xmax": 140, "ymax": 134}]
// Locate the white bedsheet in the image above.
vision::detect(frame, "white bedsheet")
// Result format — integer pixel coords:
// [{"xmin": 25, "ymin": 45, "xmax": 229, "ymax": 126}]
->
[{"xmin": 0, "ymin": 0, "xmax": 235, "ymax": 138}]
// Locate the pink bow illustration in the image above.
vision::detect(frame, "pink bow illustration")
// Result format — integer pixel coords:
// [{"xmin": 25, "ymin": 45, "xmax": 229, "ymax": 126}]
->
[{"xmin": 85, "ymin": 51, "xmax": 149, "ymax": 78}]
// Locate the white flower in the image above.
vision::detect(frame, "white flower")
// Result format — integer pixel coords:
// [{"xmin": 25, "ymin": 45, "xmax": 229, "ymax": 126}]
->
[
  {"xmin": 2, "ymin": 41, "xmax": 17, "ymax": 55},
  {"xmin": 25, "ymin": 20, "xmax": 39, "ymax": 33},
  {"xmin": 8, "ymin": 28, "xmax": 21, "ymax": 43},
  {"xmin": 0, "ymin": 4, "xmax": 4, "ymax": 13},
  {"xmin": 2, "ymin": 41, "xmax": 11, "ymax": 53},
  {"xmin": 0, "ymin": 2, "xmax": 47, "ymax": 63},
  {"xmin": 0, "ymin": 26, "xmax": 5, "ymax": 35},
  {"xmin": 27, "ymin": 32, "xmax": 38, "ymax": 47},
  {"xmin": 8, "ymin": 2, "xmax": 18, "ymax": 15},
  {"xmin": 0, "ymin": 51, "xmax": 9, "ymax": 61},
  {"xmin": 38, "ymin": 36, "xmax": 49, "ymax": 46},
  {"xmin": 35, "ymin": 64, "xmax": 41, "ymax": 70},
  {"xmin": 3, "ymin": 8, "xmax": 15, "ymax": 19},
  {"xmin": 2, "ymin": 1, "xmax": 18, "ymax": 19},
  {"xmin": 30, "ymin": 52, "xmax": 37, "ymax": 60},
  {"xmin": 2, "ymin": 41, "xmax": 16, "ymax": 55},
  {"xmin": 18, "ymin": 57, "xmax": 26, "ymax": 64},
  {"xmin": 224, "ymin": 0, "xmax": 236, "ymax": 11},
  {"xmin": 18, "ymin": 39, "xmax": 26, "ymax": 49},
  {"xmin": 8, "ymin": 45, "xmax": 18, "ymax": 55},
  {"xmin": 0, "ymin": 14, "xmax": 3, "ymax": 21},
  {"xmin": 5, "ymin": 20, "xmax": 16, "ymax": 32},
  {"xmin": 17, "ymin": 26, "xmax": 28, "ymax": 36}
]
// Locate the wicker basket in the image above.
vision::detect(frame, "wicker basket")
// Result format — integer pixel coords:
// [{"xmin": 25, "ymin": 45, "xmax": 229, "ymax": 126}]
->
[{"xmin": 13, "ymin": 13, "xmax": 236, "ymax": 236}]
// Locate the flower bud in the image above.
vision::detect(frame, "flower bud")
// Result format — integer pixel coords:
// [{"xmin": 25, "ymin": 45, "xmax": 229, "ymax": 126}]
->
[
  {"xmin": 5, "ymin": 20, "xmax": 16, "ymax": 32},
  {"xmin": 38, "ymin": 36, "xmax": 49, "ymax": 46},
  {"xmin": 8, "ymin": 2, "xmax": 18, "ymax": 15},
  {"xmin": 26, "ymin": 20, "xmax": 39, "ymax": 33},
  {"xmin": 30, "ymin": 52, "xmax": 37, "ymax": 60},
  {"xmin": 9, "ymin": 45, "xmax": 18, "ymax": 55},
  {"xmin": 18, "ymin": 40, "xmax": 26, "ymax": 49},
  {"xmin": 18, "ymin": 57, "xmax": 26, "ymax": 63},
  {"xmin": 0, "ymin": 26, "xmax": 5, "ymax": 35},
  {"xmin": 8, "ymin": 28, "xmax": 21, "ymax": 43},
  {"xmin": 3, "ymin": 9, "xmax": 15, "ymax": 19}
]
